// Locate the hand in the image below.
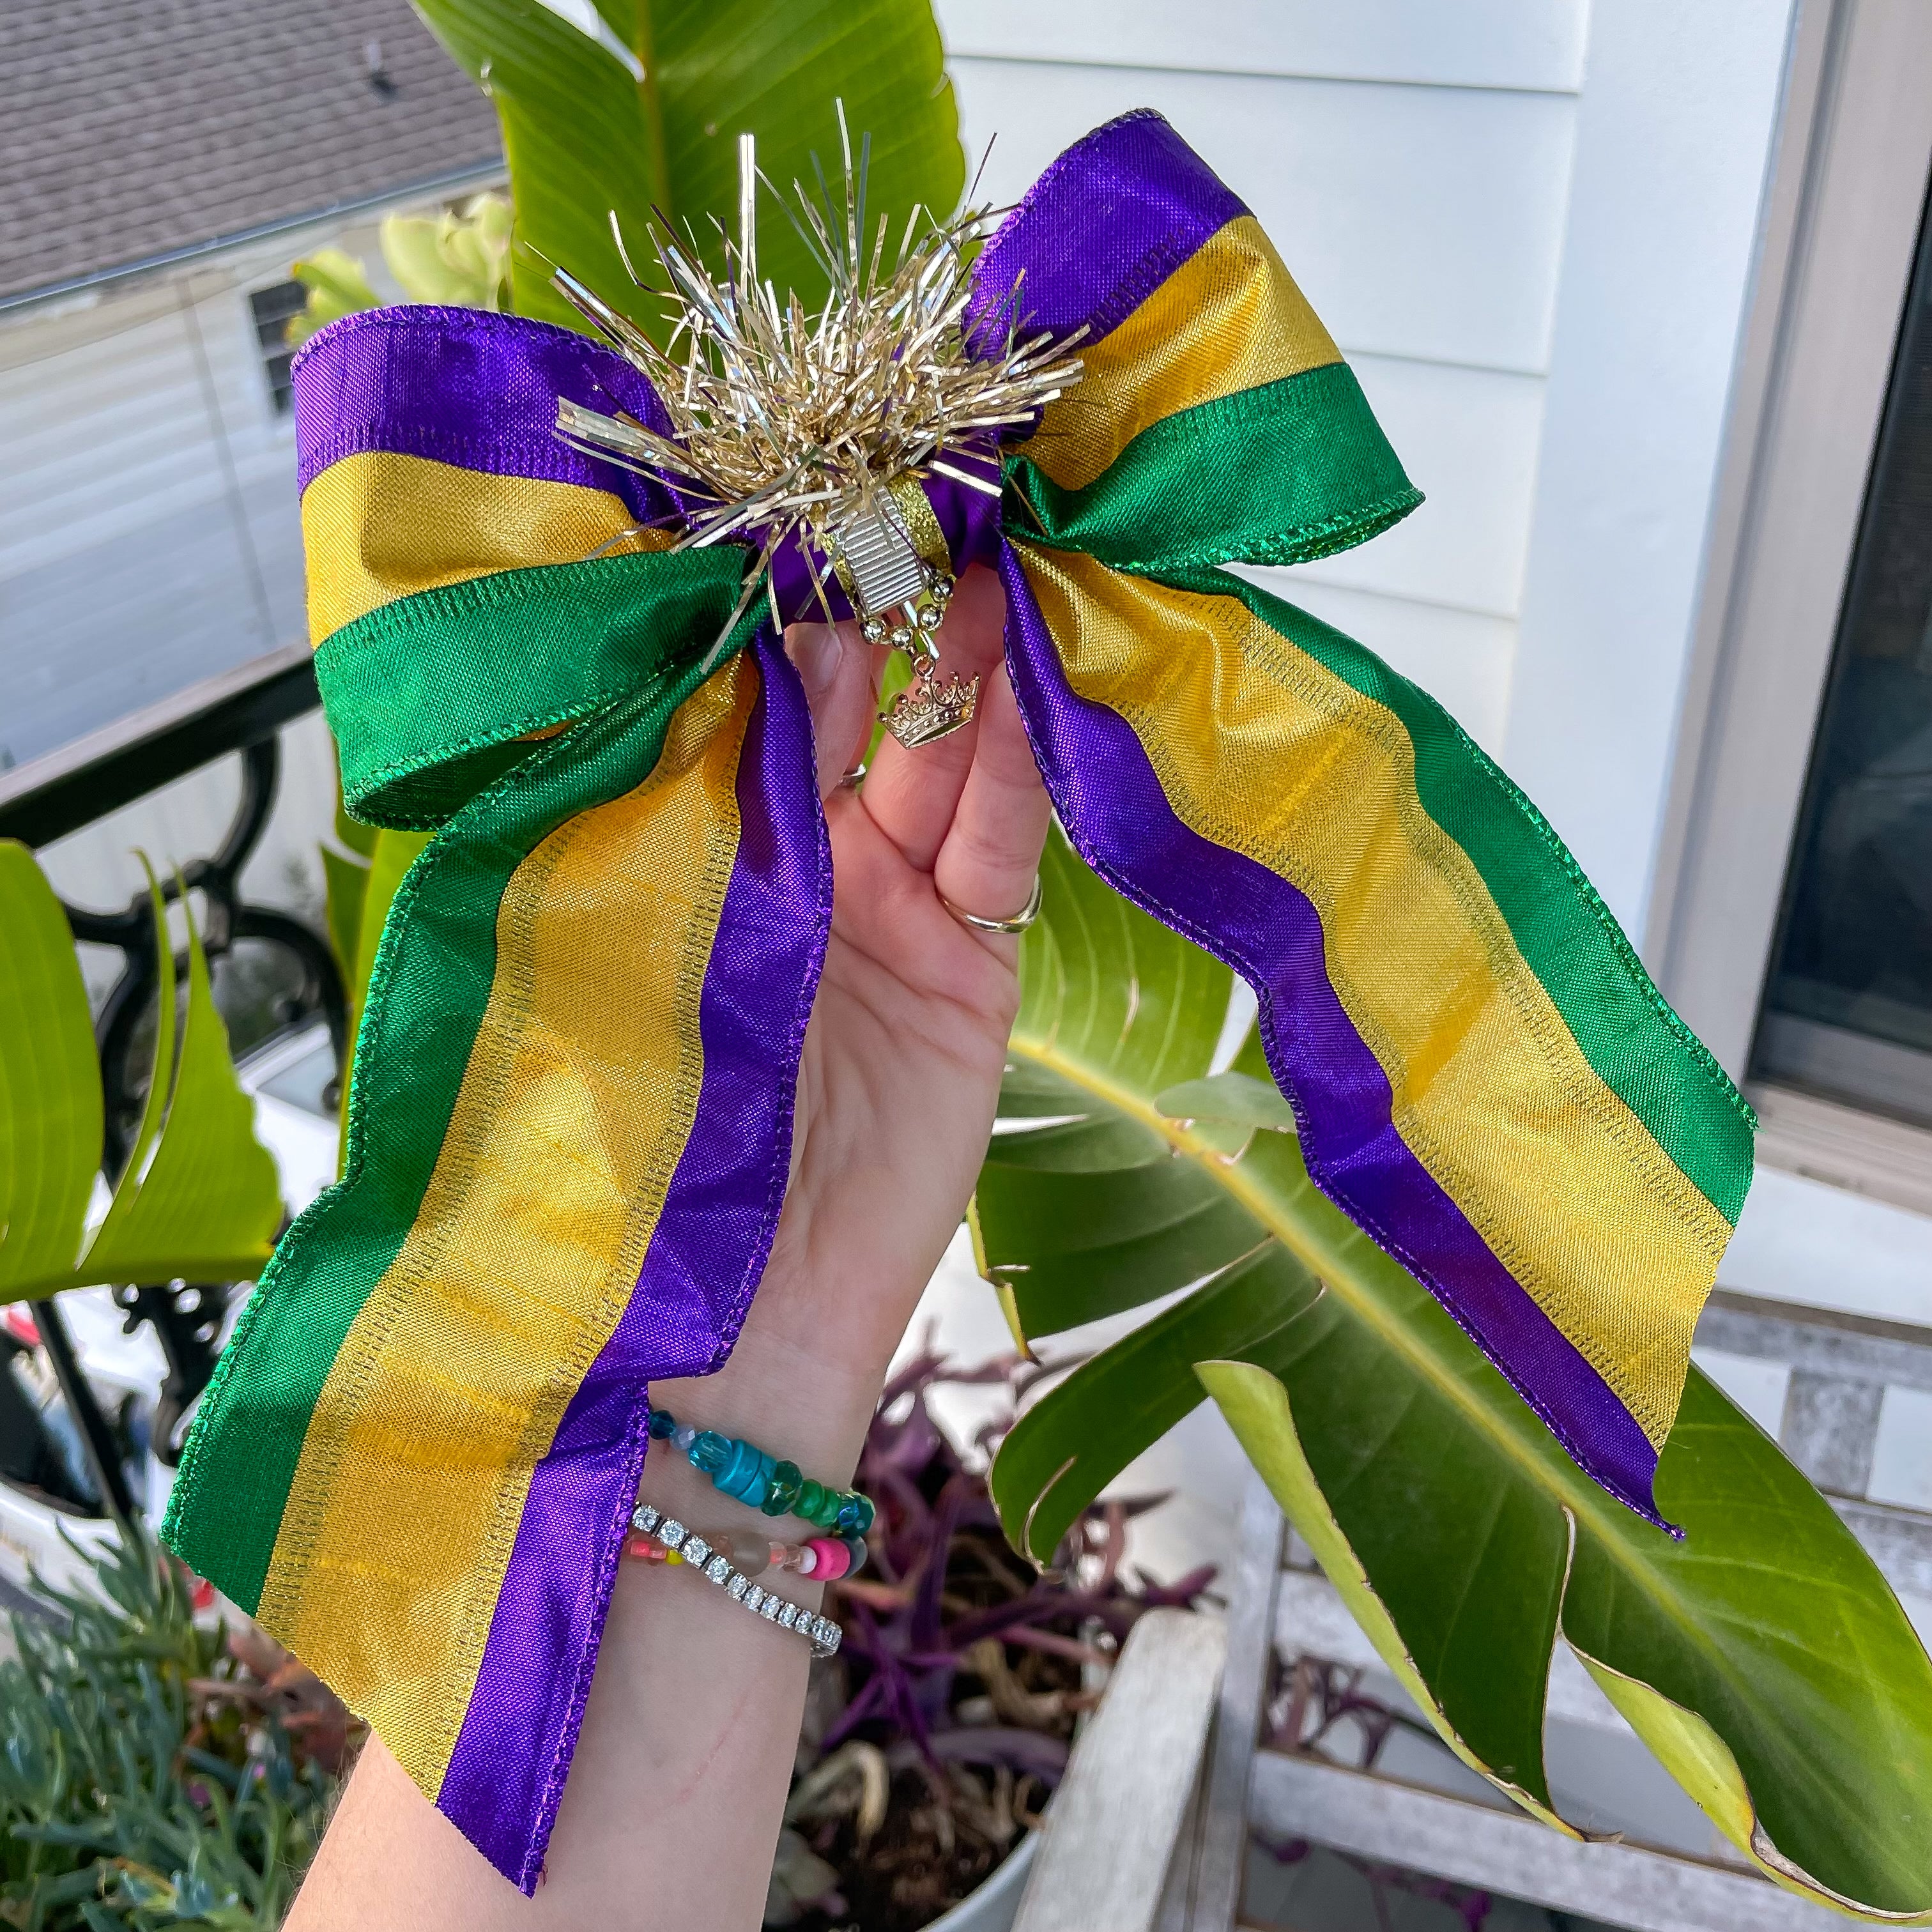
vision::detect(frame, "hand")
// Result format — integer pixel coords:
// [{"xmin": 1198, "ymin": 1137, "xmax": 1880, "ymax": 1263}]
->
[{"xmin": 652, "ymin": 558, "xmax": 1051, "ymax": 1473}]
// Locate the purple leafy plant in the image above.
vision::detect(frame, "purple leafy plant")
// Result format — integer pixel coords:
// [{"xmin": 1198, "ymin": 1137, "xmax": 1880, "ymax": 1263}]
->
[{"xmin": 772, "ymin": 1348, "xmax": 1215, "ymax": 1931}]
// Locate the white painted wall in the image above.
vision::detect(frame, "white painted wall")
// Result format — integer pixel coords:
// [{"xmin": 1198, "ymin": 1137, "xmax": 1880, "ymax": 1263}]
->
[
  {"xmin": 0, "ymin": 211, "xmax": 406, "ymax": 771},
  {"xmin": 1504, "ymin": 0, "xmax": 1804, "ymax": 940},
  {"xmin": 939, "ymin": 0, "xmax": 1588, "ymax": 752}
]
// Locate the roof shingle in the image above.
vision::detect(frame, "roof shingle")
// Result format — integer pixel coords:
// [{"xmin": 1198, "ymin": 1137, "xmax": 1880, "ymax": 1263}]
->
[{"xmin": 1, "ymin": 0, "xmax": 503, "ymax": 301}]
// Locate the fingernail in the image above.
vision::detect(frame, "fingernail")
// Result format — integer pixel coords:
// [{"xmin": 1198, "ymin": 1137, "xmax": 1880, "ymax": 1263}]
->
[{"xmin": 787, "ymin": 625, "xmax": 841, "ymax": 703}]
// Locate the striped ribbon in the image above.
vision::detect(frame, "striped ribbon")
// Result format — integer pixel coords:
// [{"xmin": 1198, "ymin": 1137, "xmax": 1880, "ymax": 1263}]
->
[{"xmin": 164, "ymin": 109, "xmax": 1752, "ymax": 1888}]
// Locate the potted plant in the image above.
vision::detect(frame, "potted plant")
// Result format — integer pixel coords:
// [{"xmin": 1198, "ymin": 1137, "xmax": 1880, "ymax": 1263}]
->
[{"xmin": 767, "ymin": 1349, "xmax": 1213, "ymax": 1930}]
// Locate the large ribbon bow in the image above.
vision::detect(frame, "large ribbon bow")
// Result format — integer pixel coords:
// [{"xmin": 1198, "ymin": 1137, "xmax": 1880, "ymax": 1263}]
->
[{"xmin": 165, "ymin": 112, "xmax": 1753, "ymax": 1887}]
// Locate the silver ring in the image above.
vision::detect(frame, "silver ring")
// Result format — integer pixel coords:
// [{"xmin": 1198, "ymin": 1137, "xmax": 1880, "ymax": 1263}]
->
[
  {"xmin": 839, "ymin": 761, "xmax": 867, "ymax": 788},
  {"xmin": 940, "ymin": 874, "xmax": 1043, "ymax": 935}
]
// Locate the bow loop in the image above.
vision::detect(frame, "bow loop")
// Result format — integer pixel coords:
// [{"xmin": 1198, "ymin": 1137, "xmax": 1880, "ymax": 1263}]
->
[{"xmin": 976, "ymin": 110, "xmax": 1422, "ymax": 574}]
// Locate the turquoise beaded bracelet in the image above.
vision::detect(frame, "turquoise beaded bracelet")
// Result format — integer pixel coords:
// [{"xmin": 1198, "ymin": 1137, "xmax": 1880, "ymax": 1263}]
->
[{"xmin": 647, "ymin": 1407, "xmax": 876, "ymax": 1537}]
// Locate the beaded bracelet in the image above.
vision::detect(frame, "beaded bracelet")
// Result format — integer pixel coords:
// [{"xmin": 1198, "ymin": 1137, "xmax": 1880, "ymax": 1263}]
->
[
  {"xmin": 627, "ymin": 1519, "xmax": 868, "ymax": 1583},
  {"xmin": 632, "ymin": 1504, "xmax": 842, "ymax": 1658},
  {"xmin": 647, "ymin": 1406, "xmax": 875, "ymax": 1536}
]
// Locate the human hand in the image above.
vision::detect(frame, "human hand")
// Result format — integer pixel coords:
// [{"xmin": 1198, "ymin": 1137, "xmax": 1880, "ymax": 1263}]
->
[{"xmin": 649, "ymin": 560, "xmax": 1050, "ymax": 1475}]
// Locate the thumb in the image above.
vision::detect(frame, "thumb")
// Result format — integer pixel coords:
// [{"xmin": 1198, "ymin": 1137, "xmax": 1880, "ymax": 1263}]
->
[{"xmin": 785, "ymin": 619, "xmax": 878, "ymax": 799}]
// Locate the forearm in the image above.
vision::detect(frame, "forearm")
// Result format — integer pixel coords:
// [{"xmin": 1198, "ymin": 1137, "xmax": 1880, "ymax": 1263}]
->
[{"xmin": 286, "ymin": 1283, "xmax": 897, "ymax": 1932}]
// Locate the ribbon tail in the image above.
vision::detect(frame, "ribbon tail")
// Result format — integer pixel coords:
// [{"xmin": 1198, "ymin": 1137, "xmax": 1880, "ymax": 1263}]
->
[
  {"xmin": 999, "ymin": 538, "xmax": 1752, "ymax": 1529},
  {"xmin": 165, "ymin": 630, "xmax": 830, "ymax": 1889},
  {"xmin": 436, "ymin": 630, "xmax": 829, "ymax": 1885}
]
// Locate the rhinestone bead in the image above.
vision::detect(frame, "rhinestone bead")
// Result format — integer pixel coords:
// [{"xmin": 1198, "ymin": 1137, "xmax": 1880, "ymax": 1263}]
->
[
  {"xmin": 659, "ymin": 1519, "xmax": 686, "ymax": 1550},
  {"xmin": 682, "ymin": 1536, "xmax": 711, "ymax": 1569},
  {"xmin": 631, "ymin": 1503, "xmax": 660, "ymax": 1533},
  {"xmin": 705, "ymin": 1554, "xmax": 730, "ymax": 1584},
  {"xmin": 780, "ymin": 1602, "xmax": 801, "ymax": 1630},
  {"xmin": 744, "ymin": 1586, "xmax": 765, "ymax": 1614},
  {"xmin": 760, "ymin": 1595, "xmax": 783, "ymax": 1621},
  {"xmin": 727, "ymin": 1574, "xmax": 750, "ymax": 1601}
]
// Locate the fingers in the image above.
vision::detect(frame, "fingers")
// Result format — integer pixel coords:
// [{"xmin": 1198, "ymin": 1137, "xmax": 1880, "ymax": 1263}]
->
[
  {"xmin": 785, "ymin": 618, "xmax": 878, "ymax": 799},
  {"xmin": 855, "ymin": 563, "xmax": 1009, "ymax": 871},
  {"xmin": 932, "ymin": 661, "xmax": 1050, "ymax": 933}
]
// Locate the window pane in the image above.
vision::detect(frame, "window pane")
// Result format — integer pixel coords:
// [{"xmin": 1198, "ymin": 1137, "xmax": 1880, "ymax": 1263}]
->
[{"xmin": 1754, "ymin": 179, "xmax": 1932, "ymax": 1127}]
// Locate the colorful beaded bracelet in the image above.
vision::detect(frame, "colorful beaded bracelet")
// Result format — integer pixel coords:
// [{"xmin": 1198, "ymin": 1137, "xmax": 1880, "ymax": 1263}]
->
[
  {"xmin": 631, "ymin": 1504, "xmax": 841, "ymax": 1659},
  {"xmin": 646, "ymin": 1407, "xmax": 875, "ymax": 1536},
  {"xmin": 627, "ymin": 1519, "xmax": 868, "ymax": 1583}
]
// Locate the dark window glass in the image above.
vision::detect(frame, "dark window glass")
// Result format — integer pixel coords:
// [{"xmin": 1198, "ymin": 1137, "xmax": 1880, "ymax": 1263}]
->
[
  {"xmin": 248, "ymin": 280, "xmax": 309, "ymax": 413},
  {"xmin": 1754, "ymin": 178, "xmax": 1932, "ymax": 1128}
]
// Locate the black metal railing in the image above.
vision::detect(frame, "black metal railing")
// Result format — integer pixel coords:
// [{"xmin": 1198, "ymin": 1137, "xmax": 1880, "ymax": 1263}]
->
[{"xmin": 0, "ymin": 647, "xmax": 344, "ymax": 1524}]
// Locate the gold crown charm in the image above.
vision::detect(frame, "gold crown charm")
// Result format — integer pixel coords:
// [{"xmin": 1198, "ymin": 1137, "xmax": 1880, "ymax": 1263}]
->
[{"xmin": 885, "ymin": 671, "xmax": 979, "ymax": 750}]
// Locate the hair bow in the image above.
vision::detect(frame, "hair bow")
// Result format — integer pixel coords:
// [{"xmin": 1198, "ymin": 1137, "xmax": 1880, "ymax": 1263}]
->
[{"xmin": 165, "ymin": 110, "xmax": 1752, "ymax": 1889}]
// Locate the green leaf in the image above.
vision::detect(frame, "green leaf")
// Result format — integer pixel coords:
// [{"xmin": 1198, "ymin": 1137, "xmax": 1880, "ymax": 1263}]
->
[
  {"xmin": 379, "ymin": 201, "xmax": 512, "ymax": 309},
  {"xmin": 319, "ymin": 843, "xmax": 371, "ymax": 992},
  {"xmin": 991, "ymin": 1241, "xmax": 1317, "ymax": 1564},
  {"xmin": 287, "ymin": 248, "xmax": 382, "ymax": 347},
  {"xmin": 0, "ymin": 841, "xmax": 100, "ymax": 1294},
  {"xmin": 335, "ymin": 827, "xmax": 434, "ymax": 1176},
  {"xmin": 412, "ymin": 0, "xmax": 963, "ymax": 340},
  {"xmin": 80, "ymin": 859, "xmax": 177, "ymax": 1268},
  {"xmin": 1154, "ymin": 1070, "xmax": 1297, "ymax": 1133},
  {"xmin": 349, "ymin": 829, "xmax": 434, "ymax": 1026},
  {"xmin": 80, "ymin": 875, "xmax": 282, "ymax": 1287},
  {"xmin": 979, "ymin": 825, "xmax": 1932, "ymax": 1918}
]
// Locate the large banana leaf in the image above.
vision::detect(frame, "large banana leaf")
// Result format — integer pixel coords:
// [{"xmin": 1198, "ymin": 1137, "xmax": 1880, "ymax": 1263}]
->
[
  {"xmin": 0, "ymin": 843, "xmax": 102, "ymax": 1295},
  {"xmin": 976, "ymin": 825, "xmax": 1932, "ymax": 1920},
  {"xmin": 0, "ymin": 843, "xmax": 282, "ymax": 1301},
  {"xmin": 411, "ymin": 0, "xmax": 963, "ymax": 338}
]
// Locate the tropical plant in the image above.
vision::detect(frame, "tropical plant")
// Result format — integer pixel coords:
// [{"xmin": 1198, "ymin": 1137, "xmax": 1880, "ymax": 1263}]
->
[
  {"xmin": 285, "ymin": 1, "xmax": 962, "ymax": 351},
  {"xmin": 288, "ymin": 194, "xmax": 513, "ymax": 343},
  {"xmin": 0, "ymin": 843, "xmax": 281, "ymax": 1305},
  {"xmin": 974, "ymin": 825, "xmax": 1932, "ymax": 1923},
  {"xmin": 0, "ymin": 1523, "xmax": 351, "ymax": 1929}
]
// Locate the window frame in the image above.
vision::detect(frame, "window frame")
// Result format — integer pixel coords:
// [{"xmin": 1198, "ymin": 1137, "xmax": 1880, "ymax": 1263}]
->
[{"xmin": 1646, "ymin": 0, "xmax": 1932, "ymax": 1210}]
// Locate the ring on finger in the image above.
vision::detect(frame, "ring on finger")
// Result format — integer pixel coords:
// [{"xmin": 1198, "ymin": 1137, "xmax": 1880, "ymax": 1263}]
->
[
  {"xmin": 839, "ymin": 761, "xmax": 867, "ymax": 788},
  {"xmin": 939, "ymin": 875, "xmax": 1043, "ymax": 935}
]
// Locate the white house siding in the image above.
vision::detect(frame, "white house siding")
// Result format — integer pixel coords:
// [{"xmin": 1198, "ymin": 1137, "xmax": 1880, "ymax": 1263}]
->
[
  {"xmin": 2, "ymin": 208, "xmax": 422, "ymax": 944},
  {"xmin": 938, "ymin": 0, "xmax": 1590, "ymax": 752},
  {"xmin": 0, "ymin": 213, "xmax": 408, "ymax": 770}
]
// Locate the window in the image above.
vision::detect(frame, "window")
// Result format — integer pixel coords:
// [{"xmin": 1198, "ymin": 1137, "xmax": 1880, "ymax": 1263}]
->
[
  {"xmin": 1752, "ymin": 188, "xmax": 1932, "ymax": 1130},
  {"xmin": 1644, "ymin": 6, "xmax": 1932, "ymax": 1213},
  {"xmin": 248, "ymin": 280, "xmax": 308, "ymax": 413}
]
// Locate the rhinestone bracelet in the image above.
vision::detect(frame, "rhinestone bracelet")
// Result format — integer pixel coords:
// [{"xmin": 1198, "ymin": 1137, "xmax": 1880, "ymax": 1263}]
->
[{"xmin": 632, "ymin": 1503, "xmax": 842, "ymax": 1659}]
